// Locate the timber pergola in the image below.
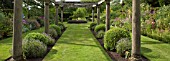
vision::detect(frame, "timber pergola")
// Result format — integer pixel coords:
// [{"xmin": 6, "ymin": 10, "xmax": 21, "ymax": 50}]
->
[
  {"xmin": 12, "ymin": 0, "xmax": 141, "ymax": 61},
  {"xmin": 54, "ymin": 0, "xmax": 106, "ymax": 25}
]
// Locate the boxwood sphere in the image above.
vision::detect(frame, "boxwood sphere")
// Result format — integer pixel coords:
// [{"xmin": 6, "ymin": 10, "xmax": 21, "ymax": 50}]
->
[
  {"xmin": 104, "ymin": 27, "xmax": 130, "ymax": 50},
  {"xmin": 22, "ymin": 39, "xmax": 47, "ymax": 58}
]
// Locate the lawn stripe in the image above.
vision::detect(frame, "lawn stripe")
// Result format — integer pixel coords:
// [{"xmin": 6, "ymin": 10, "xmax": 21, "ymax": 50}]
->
[{"xmin": 43, "ymin": 24, "xmax": 112, "ymax": 61}]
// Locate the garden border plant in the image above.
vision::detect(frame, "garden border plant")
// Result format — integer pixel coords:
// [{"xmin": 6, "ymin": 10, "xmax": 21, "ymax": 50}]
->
[
  {"xmin": 5, "ymin": 24, "xmax": 67, "ymax": 61},
  {"xmin": 90, "ymin": 26, "xmax": 149, "ymax": 61}
]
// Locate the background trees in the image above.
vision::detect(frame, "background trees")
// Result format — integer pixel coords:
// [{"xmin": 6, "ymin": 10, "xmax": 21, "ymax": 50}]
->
[{"xmin": 72, "ymin": 8, "xmax": 88, "ymax": 19}]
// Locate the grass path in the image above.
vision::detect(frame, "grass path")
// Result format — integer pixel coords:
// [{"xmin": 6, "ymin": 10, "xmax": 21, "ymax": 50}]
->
[
  {"xmin": 141, "ymin": 36, "xmax": 170, "ymax": 61},
  {"xmin": 0, "ymin": 27, "xmax": 44, "ymax": 61},
  {"xmin": 43, "ymin": 24, "xmax": 112, "ymax": 61}
]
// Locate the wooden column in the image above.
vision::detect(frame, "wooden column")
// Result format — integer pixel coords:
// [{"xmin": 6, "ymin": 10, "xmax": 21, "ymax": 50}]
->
[
  {"xmin": 44, "ymin": 0, "xmax": 49, "ymax": 34},
  {"xmin": 12, "ymin": 0, "xmax": 24, "ymax": 60},
  {"xmin": 61, "ymin": 7, "xmax": 64, "ymax": 23},
  {"xmin": 131, "ymin": 0, "xmax": 141, "ymax": 61},
  {"xmin": 92, "ymin": 7, "xmax": 95, "ymax": 22},
  {"xmin": 55, "ymin": 4, "xmax": 59, "ymax": 25},
  {"xmin": 97, "ymin": 5, "xmax": 100, "ymax": 25},
  {"xmin": 105, "ymin": 0, "xmax": 110, "ymax": 31}
]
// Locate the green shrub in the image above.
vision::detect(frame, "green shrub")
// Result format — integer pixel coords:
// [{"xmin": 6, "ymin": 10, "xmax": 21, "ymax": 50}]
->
[
  {"xmin": 162, "ymin": 33, "xmax": 170, "ymax": 43},
  {"xmin": 0, "ymin": 13, "xmax": 5, "ymax": 21},
  {"xmin": 22, "ymin": 39, "xmax": 47, "ymax": 58},
  {"xmin": 96, "ymin": 30, "xmax": 105, "ymax": 39},
  {"xmin": 29, "ymin": 20, "xmax": 40, "ymax": 30},
  {"xmin": 90, "ymin": 22, "xmax": 97, "ymax": 30},
  {"xmin": 43, "ymin": 33, "xmax": 55, "ymax": 45},
  {"xmin": 50, "ymin": 25, "xmax": 61, "ymax": 36},
  {"xmin": 24, "ymin": 33, "xmax": 55, "ymax": 45},
  {"xmin": 58, "ymin": 22, "xmax": 65, "ymax": 30},
  {"xmin": 0, "ymin": 13, "xmax": 13, "ymax": 38},
  {"xmin": 36, "ymin": 17, "xmax": 44, "ymax": 27},
  {"xmin": 94, "ymin": 24, "xmax": 105, "ymax": 33},
  {"xmin": 49, "ymin": 28, "xmax": 58, "ymax": 38},
  {"xmin": 116, "ymin": 38, "xmax": 131, "ymax": 56},
  {"xmin": 104, "ymin": 27, "xmax": 130, "ymax": 50},
  {"xmin": 0, "ymin": 35, "xmax": 2, "ymax": 39}
]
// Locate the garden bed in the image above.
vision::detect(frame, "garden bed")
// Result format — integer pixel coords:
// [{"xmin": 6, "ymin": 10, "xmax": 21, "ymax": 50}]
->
[
  {"xmin": 90, "ymin": 29, "xmax": 149, "ymax": 61},
  {"xmin": 5, "ymin": 28, "xmax": 67, "ymax": 61}
]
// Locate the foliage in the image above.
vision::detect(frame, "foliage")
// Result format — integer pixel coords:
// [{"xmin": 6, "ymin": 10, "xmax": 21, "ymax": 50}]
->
[
  {"xmin": 58, "ymin": 22, "xmax": 65, "ymax": 30},
  {"xmin": 104, "ymin": 27, "xmax": 130, "ymax": 50},
  {"xmin": 22, "ymin": 39, "xmax": 47, "ymax": 58},
  {"xmin": 50, "ymin": 25, "xmax": 61, "ymax": 36},
  {"xmin": 81, "ymin": 0, "xmax": 99, "ymax": 2},
  {"xmin": 49, "ymin": 28, "xmax": 58, "ymax": 38},
  {"xmin": 29, "ymin": 20, "xmax": 41, "ymax": 30},
  {"xmin": 156, "ymin": 5, "xmax": 170, "ymax": 30},
  {"xmin": 36, "ymin": 17, "xmax": 44, "ymax": 27},
  {"xmin": 72, "ymin": 8, "xmax": 87, "ymax": 19},
  {"xmin": 0, "ymin": 13, "xmax": 5, "ymax": 20},
  {"xmin": 0, "ymin": 12, "xmax": 13, "ymax": 38},
  {"xmin": 94, "ymin": 24, "xmax": 105, "ymax": 33},
  {"xmin": 24, "ymin": 32, "xmax": 54, "ymax": 45},
  {"xmin": 90, "ymin": 22, "xmax": 97, "ymax": 30},
  {"xmin": 116, "ymin": 38, "xmax": 131, "ymax": 57},
  {"xmin": 96, "ymin": 30, "xmax": 105, "ymax": 39}
]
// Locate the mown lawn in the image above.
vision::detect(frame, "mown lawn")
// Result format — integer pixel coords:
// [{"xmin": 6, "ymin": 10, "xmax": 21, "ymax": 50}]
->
[
  {"xmin": 141, "ymin": 36, "xmax": 170, "ymax": 61},
  {"xmin": 43, "ymin": 24, "xmax": 112, "ymax": 61},
  {"xmin": 0, "ymin": 27, "xmax": 44, "ymax": 61}
]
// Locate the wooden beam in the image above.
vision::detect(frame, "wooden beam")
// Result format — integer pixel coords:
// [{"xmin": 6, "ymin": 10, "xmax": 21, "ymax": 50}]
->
[
  {"xmin": 44, "ymin": 1, "xmax": 50, "ymax": 34},
  {"xmin": 105, "ymin": 0, "xmax": 110, "ymax": 31},
  {"xmin": 131, "ymin": 0, "xmax": 141, "ymax": 61},
  {"xmin": 12, "ymin": 0, "xmax": 24, "ymax": 60}
]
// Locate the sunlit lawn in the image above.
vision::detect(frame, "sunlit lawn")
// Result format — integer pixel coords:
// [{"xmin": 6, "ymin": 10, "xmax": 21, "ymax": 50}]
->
[
  {"xmin": 43, "ymin": 23, "xmax": 112, "ymax": 61},
  {"xmin": 0, "ymin": 27, "xmax": 44, "ymax": 61}
]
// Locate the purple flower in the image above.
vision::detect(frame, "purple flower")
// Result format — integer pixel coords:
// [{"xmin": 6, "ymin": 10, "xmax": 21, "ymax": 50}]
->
[{"xmin": 22, "ymin": 19, "xmax": 27, "ymax": 24}]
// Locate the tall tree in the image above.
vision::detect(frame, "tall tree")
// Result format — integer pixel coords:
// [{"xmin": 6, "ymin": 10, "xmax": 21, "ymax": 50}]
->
[
  {"xmin": 131, "ymin": 0, "xmax": 141, "ymax": 61},
  {"xmin": 12, "ymin": 0, "xmax": 24, "ymax": 61}
]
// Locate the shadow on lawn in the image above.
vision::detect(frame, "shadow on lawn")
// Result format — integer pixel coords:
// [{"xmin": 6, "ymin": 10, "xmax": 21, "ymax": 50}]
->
[
  {"xmin": 58, "ymin": 41, "xmax": 99, "ymax": 47},
  {"xmin": 141, "ymin": 47, "xmax": 152, "ymax": 53},
  {"xmin": 142, "ymin": 41, "xmax": 163, "ymax": 45}
]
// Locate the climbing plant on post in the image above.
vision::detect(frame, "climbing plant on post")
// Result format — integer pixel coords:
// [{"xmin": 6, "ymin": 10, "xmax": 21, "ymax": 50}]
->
[
  {"xmin": 131, "ymin": 0, "xmax": 141, "ymax": 61},
  {"xmin": 44, "ymin": 0, "xmax": 50, "ymax": 34},
  {"xmin": 12, "ymin": 0, "xmax": 24, "ymax": 61},
  {"xmin": 105, "ymin": 0, "xmax": 110, "ymax": 31}
]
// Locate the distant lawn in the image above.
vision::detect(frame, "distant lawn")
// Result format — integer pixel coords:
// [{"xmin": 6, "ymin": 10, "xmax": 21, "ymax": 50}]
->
[
  {"xmin": 0, "ymin": 27, "xmax": 44, "ymax": 61},
  {"xmin": 43, "ymin": 24, "xmax": 112, "ymax": 61},
  {"xmin": 141, "ymin": 36, "xmax": 170, "ymax": 61}
]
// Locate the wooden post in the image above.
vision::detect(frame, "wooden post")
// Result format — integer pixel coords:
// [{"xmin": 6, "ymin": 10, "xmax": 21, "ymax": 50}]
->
[
  {"xmin": 131, "ymin": 0, "xmax": 141, "ymax": 61},
  {"xmin": 92, "ymin": 7, "xmax": 94, "ymax": 22},
  {"xmin": 12, "ymin": 0, "xmax": 24, "ymax": 60},
  {"xmin": 55, "ymin": 4, "xmax": 59, "ymax": 25},
  {"xmin": 97, "ymin": 5, "xmax": 100, "ymax": 25},
  {"xmin": 44, "ymin": 0, "xmax": 49, "ymax": 34},
  {"xmin": 61, "ymin": 7, "xmax": 64, "ymax": 23},
  {"xmin": 105, "ymin": 0, "xmax": 110, "ymax": 31}
]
